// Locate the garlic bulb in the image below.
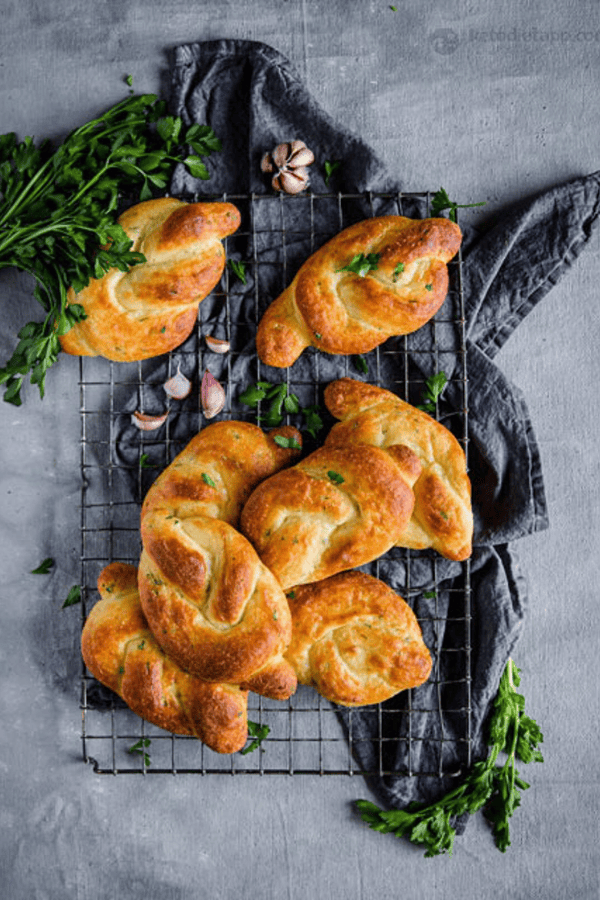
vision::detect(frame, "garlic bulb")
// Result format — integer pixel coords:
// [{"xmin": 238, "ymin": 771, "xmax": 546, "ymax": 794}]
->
[
  {"xmin": 201, "ymin": 370, "xmax": 226, "ymax": 419},
  {"xmin": 163, "ymin": 365, "xmax": 192, "ymax": 400},
  {"xmin": 131, "ymin": 410, "xmax": 168, "ymax": 431},
  {"xmin": 260, "ymin": 140, "xmax": 315, "ymax": 195},
  {"xmin": 205, "ymin": 335, "xmax": 230, "ymax": 354}
]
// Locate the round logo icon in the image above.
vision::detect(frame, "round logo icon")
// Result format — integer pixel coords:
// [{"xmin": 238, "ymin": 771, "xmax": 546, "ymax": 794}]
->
[{"xmin": 430, "ymin": 28, "xmax": 460, "ymax": 55}]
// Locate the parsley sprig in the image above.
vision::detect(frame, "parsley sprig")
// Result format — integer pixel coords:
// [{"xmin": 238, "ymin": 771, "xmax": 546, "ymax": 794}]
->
[
  {"xmin": 239, "ymin": 380, "xmax": 323, "ymax": 438},
  {"xmin": 417, "ymin": 371, "xmax": 448, "ymax": 413},
  {"xmin": 357, "ymin": 659, "xmax": 543, "ymax": 856},
  {"xmin": 240, "ymin": 720, "xmax": 270, "ymax": 755},
  {"xmin": 430, "ymin": 187, "xmax": 486, "ymax": 223},
  {"xmin": 0, "ymin": 94, "xmax": 221, "ymax": 405}
]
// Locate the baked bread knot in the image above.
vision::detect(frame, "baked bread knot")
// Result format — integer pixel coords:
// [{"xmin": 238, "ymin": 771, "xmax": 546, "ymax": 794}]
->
[
  {"xmin": 142, "ymin": 421, "xmax": 302, "ymax": 528},
  {"xmin": 239, "ymin": 444, "xmax": 418, "ymax": 590},
  {"xmin": 324, "ymin": 378, "xmax": 473, "ymax": 561},
  {"xmin": 59, "ymin": 197, "xmax": 241, "ymax": 361},
  {"xmin": 256, "ymin": 215, "xmax": 461, "ymax": 368},
  {"xmin": 139, "ymin": 510, "xmax": 297, "ymax": 700},
  {"xmin": 284, "ymin": 571, "xmax": 432, "ymax": 706},
  {"xmin": 82, "ymin": 563, "xmax": 249, "ymax": 754}
]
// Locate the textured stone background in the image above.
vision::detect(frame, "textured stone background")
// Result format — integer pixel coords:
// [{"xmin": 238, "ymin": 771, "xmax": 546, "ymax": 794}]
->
[{"xmin": 0, "ymin": 1, "xmax": 598, "ymax": 898}]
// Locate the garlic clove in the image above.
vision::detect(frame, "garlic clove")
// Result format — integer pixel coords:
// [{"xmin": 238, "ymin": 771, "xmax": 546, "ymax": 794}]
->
[
  {"xmin": 288, "ymin": 145, "xmax": 315, "ymax": 167},
  {"xmin": 205, "ymin": 335, "xmax": 230, "ymax": 354},
  {"xmin": 201, "ymin": 370, "xmax": 226, "ymax": 419},
  {"xmin": 131, "ymin": 410, "xmax": 169, "ymax": 431},
  {"xmin": 275, "ymin": 168, "xmax": 310, "ymax": 195},
  {"xmin": 272, "ymin": 142, "xmax": 291, "ymax": 170},
  {"xmin": 163, "ymin": 365, "xmax": 192, "ymax": 400}
]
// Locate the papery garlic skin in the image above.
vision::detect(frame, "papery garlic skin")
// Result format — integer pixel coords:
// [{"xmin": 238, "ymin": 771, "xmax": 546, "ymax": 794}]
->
[{"xmin": 201, "ymin": 370, "xmax": 226, "ymax": 419}]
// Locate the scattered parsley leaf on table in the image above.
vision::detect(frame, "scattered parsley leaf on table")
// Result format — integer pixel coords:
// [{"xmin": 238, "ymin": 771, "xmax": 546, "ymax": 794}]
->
[
  {"xmin": 356, "ymin": 658, "xmax": 543, "ymax": 856},
  {"xmin": 61, "ymin": 584, "xmax": 81, "ymax": 608},
  {"xmin": 31, "ymin": 557, "xmax": 54, "ymax": 574},
  {"xmin": 128, "ymin": 738, "xmax": 151, "ymax": 766},
  {"xmin": 0, "ymin": 93, "xmax": 221, "ymax": 405},
  {"xmin": 228, "ymin": 258, "xmax": 248, "ymax": 284},
  {"xmin": 239, "ymin": 379, "xmax": 323, "ymax": 438},
  {"xmin": 430, "ymin": 187, "xmax": 486, "ymax": 223},
  {"xmin": 417, "ymin": 371, "xmax": 448, "ymax": 413},
  {"xmin": 239, "ymin": 721, "xmax": 270, "ymax": 755},
  {"xmin": 324, "ymin": 159, "xmax": 342, "ymax": 186}
]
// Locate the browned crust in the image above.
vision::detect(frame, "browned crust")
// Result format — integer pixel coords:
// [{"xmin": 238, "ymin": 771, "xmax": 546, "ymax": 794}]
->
[
  {"xmin": 141, "ymin": 420, "xmax": 302, "ymax": 528},
  {"xmin": 256, "ymin": 215, "xmax": 461, "ymax": 367},
  {"xmin": 284, "ymin": 571, "xmax": 432, "ymax": 706},
  {"xmin": 59, "ymin": 198, "xmax": 241, "ymax": 361},
  {"xmin": 138, "ymin": 512, "xmax": 296, "ymax": 695},
  {"xmin": 239, "ymin": 444, "xmax": 415, "ymax": 589},
  {"xmin": 323, "ymin": 378, "xmax": 473, "ymax": 561},
  {"xmin": 81, "ymin": 563, "xmax": 248, "ymax": 754}
]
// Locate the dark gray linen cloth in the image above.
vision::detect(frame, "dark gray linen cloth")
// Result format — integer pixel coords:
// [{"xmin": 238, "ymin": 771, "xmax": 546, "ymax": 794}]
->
[{"xmin": 113, "ymin": 39, "xmax": 600, "ymax": 814}]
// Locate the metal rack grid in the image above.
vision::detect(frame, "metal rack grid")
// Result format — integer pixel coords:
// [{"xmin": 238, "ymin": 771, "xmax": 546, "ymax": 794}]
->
[{"xmin": 79, "ymin": 190, "xmax": 471, "ymax": 777}]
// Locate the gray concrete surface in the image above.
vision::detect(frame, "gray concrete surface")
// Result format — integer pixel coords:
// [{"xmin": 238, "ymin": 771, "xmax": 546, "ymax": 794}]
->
[{"xmin": 0, "ymin": 1, "xmax": 599, "ymax": 898}]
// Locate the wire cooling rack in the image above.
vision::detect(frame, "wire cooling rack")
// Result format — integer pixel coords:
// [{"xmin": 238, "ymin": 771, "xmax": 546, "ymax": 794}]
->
[{"xmin": 78, "ymin": 190, "xmax": 471, "ymax": 777}]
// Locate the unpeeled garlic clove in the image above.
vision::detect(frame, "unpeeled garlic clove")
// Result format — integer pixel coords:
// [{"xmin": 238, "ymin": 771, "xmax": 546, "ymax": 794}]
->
[
  {"xmin": 163, "ymin": 365, "xmax": 192, "ymax": 400},
  {"xmin": 205, "ymin": 334, "xmax": 230, "ymax": 354},
  {"xmin": 201, "ymin": 370, "xmax": 226, "ymax": 419},
  {"xmin": 273, "ymin": 168, "xmax": 310, "ymax": 195},
  {"xmin": 131, "ymin": 410, "xmax": 169, "ymax": 431}
]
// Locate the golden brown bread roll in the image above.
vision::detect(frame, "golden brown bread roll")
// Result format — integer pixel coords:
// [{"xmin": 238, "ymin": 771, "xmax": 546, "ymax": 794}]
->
[
  {"xmin": 284, "ymin": 571, "xmax": 432, "ymax": 706},
  {"xmin": 239, "ymin": 444, "xmax": 418, "ymax": 590},
  {"xmin": 256, "ymin": 215, "xmax": 461, "ymax": 368},
  {"xmin": 139, "ymin": 511, "xmax": 297, "ymax": 699},
  {"xmin": 142, "ymin": 420, "xmax": 303, "ymax": 528},
  {"xmin": 138, "ymin": 420, "xmax": 302, "ymax": 700},
  {"xmin": 59, "ymin": 197, "xmax": 241, "ymax": 361},
  {"xmin": 82, "ymin": 563, "xmax": 249, "ymax": 754},
  {"xmin": 324, "ymin": 378, "xmax": 473, "ymax": 561}
]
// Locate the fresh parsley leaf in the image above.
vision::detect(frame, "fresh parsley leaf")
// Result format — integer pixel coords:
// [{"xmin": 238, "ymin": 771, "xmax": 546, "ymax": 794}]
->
[
  {"xmin": 324, "ymin": 159, "xmax": 342, "ymax": 186},
  {"xmin": 425, "ymin": 283, "xmax": 433, "ymax": 291},
  {"xmin": 273, "ymin": 434, "xmax": 301, "ymax": 450},
  {"xmin": 327, "ymin": 470, "xmax": 344, "ymax": 484},
  {"xmin": 125, "ymin": 74, "xmax": 134, "ymax": 87},
  {"xmin": 128, "ymin": 737, "xmax": 151, "ymax": 766},
  {"xmin": 417, "ymin": 371, "xmax": 448, "ymax": 413},
  {"xmin": 62, "ymin": 584, "xmax": 81, "ymax": 608},
  {"xmin": 31, "ymin": 557, "xmax": 54, "ymax": 574},
  {"xmin": 228, "ymin": 258, "xmax": 248, "ymax": 284},
  {"xmin": 336, "ymin": 252, "xmax": 381, "ymax": 278},
  {"xmin": 422, "ymin": 590, "xmax": 436, "ymax": 599},
  {"xmin": 353, "ymin": 354, "xmax": 368, "ymax": 375},
  {"xmin": 202, "ymin": 472, "xmax": 216, "ymax": 487},
  {"xmin": 240, "ymin": 720, "xmax": 270, "ymax": 755},
  {"xmin": 0, "ymin": 94, "xmax": 220, "ymax": 404},
  {"xmin": 392, "ymin": 262, "xmax": 405, "ymax": 281},
  {"xmin": 239, "ymin": 383, "xmax": 268, "ymax": 407},
  {"xmin": 139, "ymin": 453, "xmax": 152, "ymax": 469},
  {"xmin": 356, "ymin": 658, "xmax": 543, "ymax": 856},
  {"xmin": 239, "ymin": 381, "xmax": 324, "ymax": 439},
  {"xmin": 301, "ymin": 404, "xmax": 324, "ymax": 439},
  {"xmin": 430, "ymin": 187, "xmax": 486, "ymax": 223}
]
